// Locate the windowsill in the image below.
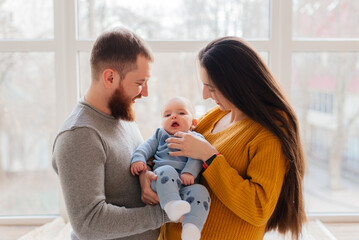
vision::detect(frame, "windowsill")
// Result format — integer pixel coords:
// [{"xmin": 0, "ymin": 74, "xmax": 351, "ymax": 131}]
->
[
  {"xmin": 0, "ymin": 215, "xmax": 58, "ymax": 226},
  {"xmin": 308, "ymin": 213, "xmax": 359, "ymax": 223}
]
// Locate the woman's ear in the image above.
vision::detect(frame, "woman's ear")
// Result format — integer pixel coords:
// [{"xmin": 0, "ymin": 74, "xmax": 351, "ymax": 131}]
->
[
  {"xmin": 102, "ymin": 69, "xmax": 115, "ymax": 89},
  {"xmin": 190, "ymin": 119, "xmax": 198, "ymax": 130}
]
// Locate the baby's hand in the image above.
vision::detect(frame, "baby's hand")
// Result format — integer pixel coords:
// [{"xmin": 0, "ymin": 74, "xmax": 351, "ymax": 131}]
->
[
  {"xmin": 131, "ymin": 162, "xmax": 147, "ymax": 176},
  {"xmin": 180, "ymin": 173, "xmax": 194, "ymax": 185}
]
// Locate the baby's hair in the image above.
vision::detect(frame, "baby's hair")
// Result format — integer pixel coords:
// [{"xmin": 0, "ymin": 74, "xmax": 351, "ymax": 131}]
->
[{"xmin": 162, "ymin": 97, "xmax": 195, "ymax": 116}]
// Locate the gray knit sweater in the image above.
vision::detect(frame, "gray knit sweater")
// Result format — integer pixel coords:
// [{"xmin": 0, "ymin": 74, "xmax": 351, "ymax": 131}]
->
[{"xmin": 52, "ymin": 99, "xmax": 168, "ymax": 240}]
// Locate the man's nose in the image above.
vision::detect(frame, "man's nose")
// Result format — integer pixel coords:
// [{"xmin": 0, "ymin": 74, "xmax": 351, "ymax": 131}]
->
[{"xmin": 141, "ymin": 82, "xmax": 148, "ymax": 97}]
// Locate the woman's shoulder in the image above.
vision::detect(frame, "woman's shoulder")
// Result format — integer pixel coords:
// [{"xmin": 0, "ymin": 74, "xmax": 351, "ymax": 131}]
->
[{"xmin": 248, "ymin": 121, "xmax": 282, "ymax": 149}]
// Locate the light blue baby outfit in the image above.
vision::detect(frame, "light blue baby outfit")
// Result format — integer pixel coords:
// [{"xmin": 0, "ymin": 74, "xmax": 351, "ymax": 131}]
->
[{"xmin": 131, "ymin": 128, "xmax": 210, "ymax": 231}]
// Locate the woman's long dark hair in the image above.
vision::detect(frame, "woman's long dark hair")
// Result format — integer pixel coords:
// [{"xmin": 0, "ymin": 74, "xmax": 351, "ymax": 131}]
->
[{"xmin": 199, "ymin": 37, "xmax": 306, "ymax": 239}]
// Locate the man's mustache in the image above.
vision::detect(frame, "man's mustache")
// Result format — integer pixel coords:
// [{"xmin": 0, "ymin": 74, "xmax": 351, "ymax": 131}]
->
[{"xmin": 133, "ymin": 94, "xmax": 142, "ymax": 101}]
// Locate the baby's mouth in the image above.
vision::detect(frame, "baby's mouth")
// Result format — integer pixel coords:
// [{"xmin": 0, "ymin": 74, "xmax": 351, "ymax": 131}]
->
[{"xmin": 171, "ymin": 121, "xmax": 179, "ymax": 127}]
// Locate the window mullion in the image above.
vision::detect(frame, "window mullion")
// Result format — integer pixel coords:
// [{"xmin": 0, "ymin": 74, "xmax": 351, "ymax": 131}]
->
[
  {"xmin": 54, "ymin": 0, "xmax": 77, "ymax": 221},
  {"xmin": 293, "ymin": 40, "xmax": 359, "ymax": 51},
  {"xmin": 271, "ymin": 0, "xmax": 293, "ymax": 98}
]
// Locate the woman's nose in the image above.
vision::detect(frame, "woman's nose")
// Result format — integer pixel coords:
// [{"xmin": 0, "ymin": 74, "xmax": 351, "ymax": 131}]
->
[{"xmin": 202, "ymin": 87, "xmax": 209, "ymax": 100}]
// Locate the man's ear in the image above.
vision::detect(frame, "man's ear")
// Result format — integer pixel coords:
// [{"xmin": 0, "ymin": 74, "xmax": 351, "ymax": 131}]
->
[
  {"xmin": 190, "ymin": 119, "xmax": 198, "ymax": 130},
  {"xmin": 102, "ymin": 69, "xmax": 116, "ymax": 89}
]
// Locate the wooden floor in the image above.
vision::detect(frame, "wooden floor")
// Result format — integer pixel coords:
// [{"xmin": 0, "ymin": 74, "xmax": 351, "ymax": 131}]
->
[{"xmin": 1, "ymin": 222, "xmax": 358, "ymax": 240}]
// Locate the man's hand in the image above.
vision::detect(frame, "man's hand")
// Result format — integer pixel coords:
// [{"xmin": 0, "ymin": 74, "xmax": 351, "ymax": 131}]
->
[
  {"xmin": 131, "ymin": 161, "xmax": 147, "ymax": 176},
  {"xmin": 180, "ymin": 172, "xmax": 194, "ymax": 185},
  {"xmin": 139, "ymin": 170, "xmax": 160, "ymax": 205}
]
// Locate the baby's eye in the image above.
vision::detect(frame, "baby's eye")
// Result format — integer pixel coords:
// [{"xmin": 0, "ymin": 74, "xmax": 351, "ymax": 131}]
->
[
  {"xmin": 179, "ymin": 112, "xmax": 186, "ymax": 115},
  {"xmin": 164, "ymin": 114, "xmax": 171, "ymax": 117}
]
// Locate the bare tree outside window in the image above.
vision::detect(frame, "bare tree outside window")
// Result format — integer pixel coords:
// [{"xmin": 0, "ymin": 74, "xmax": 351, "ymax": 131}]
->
[
  {"xmin": 77, "ymin": 0, "xmax": 269, "ymax": 40},
  {"xmin": 293, "ymin": 53, "xmax": 359, "ymax": 191},
  {"xmin": 0, "ymin": 0, "xmax": 57, "ymax": 215}
]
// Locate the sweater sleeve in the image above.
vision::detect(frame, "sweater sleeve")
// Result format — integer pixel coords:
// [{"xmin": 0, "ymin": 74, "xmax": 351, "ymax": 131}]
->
[
  {"xmin": 52, "ymin": 127, "xmax": 166, "ymax": 240},
  {"xmin": 131, "ymin": 128, "xmax": 160, "ymax": 165},
  {"xmin": 202, "ymin": 134, "xmax": 287, "ymax": 226}
]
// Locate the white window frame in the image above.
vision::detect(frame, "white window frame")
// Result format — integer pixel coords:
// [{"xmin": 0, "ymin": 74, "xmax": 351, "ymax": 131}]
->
[{"xmin": 0, "ymin": 0, "xmax": 358, "ymax": 225}]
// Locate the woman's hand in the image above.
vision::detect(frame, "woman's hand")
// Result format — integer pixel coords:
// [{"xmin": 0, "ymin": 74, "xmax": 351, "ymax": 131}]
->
[
  {"xmin": 139, "ymin": 170, "xmax": 160, "ymax": 205},
  {"xmin": 166, "ymin": 131, "xmax": 218, "ymax": 162}
]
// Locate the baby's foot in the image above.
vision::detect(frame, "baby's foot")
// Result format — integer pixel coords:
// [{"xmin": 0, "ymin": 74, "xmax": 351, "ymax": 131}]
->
[
  {"xmin": 181, "ymin": 223, "xmax": 201, "ymax": 240},
  {"xmin": 164, "ymin": 200, "xmax": 191, "ymax": 222}
]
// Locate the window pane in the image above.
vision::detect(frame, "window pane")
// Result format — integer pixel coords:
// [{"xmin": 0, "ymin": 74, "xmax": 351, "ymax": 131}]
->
[
  {"xmin": 77, "ymin": 0, "xmax": 270, "ymax": 40},
  {"xmin": 292, "ymin": 52, "xmax": 359, "ymax": 213},
  {"xmin": 0, "ymin": 53, "xmax": 59, "ymax": 215},
  {"xmin": 0, "ymin": 0, "xmax": 53, "ymax": 39},
  {"xmin": 293, "ymin": 0, "xmax": 359, "ymax": 39},
  {"xmin": 259, "ymin": 52, "xmax": 269, "ymax": 66}
]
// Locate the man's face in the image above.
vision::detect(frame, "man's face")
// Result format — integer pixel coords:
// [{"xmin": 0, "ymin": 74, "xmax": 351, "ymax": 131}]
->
[{"xmin": 108, "ymin": 55, "xmax": 151, "ymax": 120}]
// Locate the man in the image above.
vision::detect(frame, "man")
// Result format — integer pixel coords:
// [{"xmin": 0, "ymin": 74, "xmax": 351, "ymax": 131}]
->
[{"xmin": 52, "ymin": 28, "xmax": 168, "ymax": 240}]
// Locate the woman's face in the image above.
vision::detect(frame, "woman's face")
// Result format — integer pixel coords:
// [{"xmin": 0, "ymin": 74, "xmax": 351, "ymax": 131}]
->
[{"xmin": 199, "ymin": 66, "xmax": 234, "ymax": 111}]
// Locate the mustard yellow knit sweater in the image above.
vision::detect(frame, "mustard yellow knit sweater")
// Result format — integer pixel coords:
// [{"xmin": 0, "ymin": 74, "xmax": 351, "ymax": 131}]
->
[{"xmin": 159, "ymin": 107, "xmax": 287, "ymax": 240}]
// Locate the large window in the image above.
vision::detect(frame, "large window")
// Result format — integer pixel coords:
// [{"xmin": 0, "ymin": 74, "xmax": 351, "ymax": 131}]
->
[
  {"xmin": 0, "ymin": 0, "xmax": 58, "ymax": 217},
  {"xmin": 0, "ymin": 0, "xmax": 358, "ymax": 221}
]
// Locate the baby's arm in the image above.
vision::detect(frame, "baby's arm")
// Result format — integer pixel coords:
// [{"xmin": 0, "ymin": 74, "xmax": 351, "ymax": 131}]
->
[
  {"xmin": 131, "ymin": 161, "xmax": 147, "ymax": 176},
  {"xmin": 180, "ymin": 172, "xmax": 195, "ymax": 185},
  {"xmin": 131, "ymin": 128, "xmax": 161, "ymax": 175}
]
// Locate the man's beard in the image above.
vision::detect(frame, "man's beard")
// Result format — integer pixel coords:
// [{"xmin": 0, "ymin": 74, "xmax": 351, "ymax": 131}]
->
[{"xmin": 108, "ymin": 86, "xmax": 141, "ymax": 121}]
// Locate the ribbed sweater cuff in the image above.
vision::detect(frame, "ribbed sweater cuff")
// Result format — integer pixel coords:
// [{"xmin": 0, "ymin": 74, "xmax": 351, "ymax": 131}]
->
[{"xmin": 203, "ymin": 154, "xmax": 224, "ymax": 177}]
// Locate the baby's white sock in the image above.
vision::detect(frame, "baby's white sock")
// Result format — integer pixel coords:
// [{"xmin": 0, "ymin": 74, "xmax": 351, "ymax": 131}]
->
[
  {"xmin": 181, "ymin": 223, "xmax": 201, "ymax": 240},
  {"xmin": 164, "ymin": 200, "xmax": 191, "ymax": 222}
]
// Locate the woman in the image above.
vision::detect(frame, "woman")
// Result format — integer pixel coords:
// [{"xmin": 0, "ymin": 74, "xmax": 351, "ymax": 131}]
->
[{"xmin": 143, "ymin": 37, "xmax": 306, "ymax": 240}]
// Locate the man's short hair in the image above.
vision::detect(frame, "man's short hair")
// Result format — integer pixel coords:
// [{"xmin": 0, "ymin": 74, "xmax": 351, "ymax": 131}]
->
[{"xmin": 90, "ymin": 27, "xmax": 153, "ymax": 81}]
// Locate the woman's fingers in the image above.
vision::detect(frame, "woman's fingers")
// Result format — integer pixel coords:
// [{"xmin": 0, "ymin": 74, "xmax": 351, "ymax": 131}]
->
[
  {"xmin": 169, "ymin": 151, "xmax": 183, "ymax": 157},
  {"xmin": 166, "ymin": 137, "xmax": 182, "ymax": 144},
  {"xmin": 174, "ymin": 131, "xmax": 186, "ymax": 137},
  {"xmin": 167, "ymin": 143, "xmax": 181, "ymax": 149}
]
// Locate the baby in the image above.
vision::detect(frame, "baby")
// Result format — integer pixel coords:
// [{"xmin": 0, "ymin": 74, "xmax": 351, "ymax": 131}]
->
[{"xmin": 130, "ymin": 97, "xmax": 210, "ymax": 240}]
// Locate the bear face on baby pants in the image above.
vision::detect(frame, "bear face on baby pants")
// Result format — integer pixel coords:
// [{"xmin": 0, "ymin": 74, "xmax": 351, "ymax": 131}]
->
[{"xmin": 151, "ymin": 165, "xmax": 210, "ymax": 230}]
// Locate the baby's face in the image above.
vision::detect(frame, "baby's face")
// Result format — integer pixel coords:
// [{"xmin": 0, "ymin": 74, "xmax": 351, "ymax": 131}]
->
[{"xmin": 161, "ymin": 99, "xmax": 194, "ymax": 135}]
